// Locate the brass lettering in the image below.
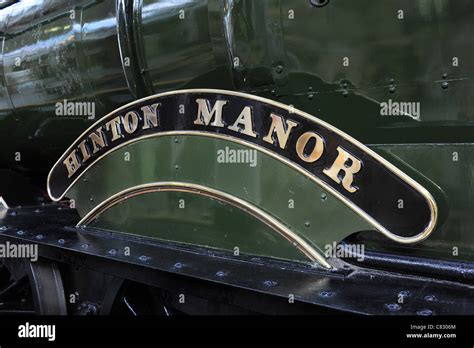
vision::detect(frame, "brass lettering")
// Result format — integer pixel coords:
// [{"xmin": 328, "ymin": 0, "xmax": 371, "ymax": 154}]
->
[
  {"xmin": 194, "ymin": 99, "xmax": 228, "ymax": 127},
  {"xmin": 78, "ymin": 140, "xmax": 91, "ymax": 163},
  {"xmin": 262, "ymin": 113, "xmax": 298, "ymax": 149},
  {"xmin": 141, "ymin": 103, "xmax": 160, "ymax": 129},
  {"xmin": 105, "ymin": 116, "xmax": 123, "ymax": 141},
  {"xmin": 323, "ymin": 147, "xmax": 362, "ymax": 193},
  {"xmin": 123, "ymin": 111, "xmax": 139, "ymax": 134},
  {"xmin": 88, "ymin": 127, "xmax": 107, "ymax": 154},
  {"xmin": 228, "ymin": 106, "xmax": 257, "ymax": 138},
  {"xmin": 295, "ymin": 132, "xmax": 324, "ymax": 163},
  {"xmin": 63, "ymin": 150, "xmax": 81, "ymax": 178}
]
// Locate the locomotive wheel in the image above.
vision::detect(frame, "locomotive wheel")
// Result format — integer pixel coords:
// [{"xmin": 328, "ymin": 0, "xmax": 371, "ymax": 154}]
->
[{"xmin": 0, "ymin": 258, "xmax": 67, "ymax": 315}]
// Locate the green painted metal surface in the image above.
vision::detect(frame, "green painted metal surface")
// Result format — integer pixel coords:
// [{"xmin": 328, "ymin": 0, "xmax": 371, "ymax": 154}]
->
[
  {"xmin": 67, "ymin": 135, "xmax": 371, "ymax": 263},
  {"xmin": 89, "ymin": 190, "xmax": 309, "ymax": 262}
]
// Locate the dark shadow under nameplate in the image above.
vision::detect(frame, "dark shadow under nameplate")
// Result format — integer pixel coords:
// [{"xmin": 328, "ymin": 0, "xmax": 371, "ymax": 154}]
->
[{"xmin": 47, "ymin": 89, "xmax": 437, "ymax": 243}]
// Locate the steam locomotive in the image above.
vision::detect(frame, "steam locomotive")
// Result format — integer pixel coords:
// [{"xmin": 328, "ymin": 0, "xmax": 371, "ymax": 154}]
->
[{"xmin": 0, "ymin": 0, "xmax": 472, "ymax": 315}]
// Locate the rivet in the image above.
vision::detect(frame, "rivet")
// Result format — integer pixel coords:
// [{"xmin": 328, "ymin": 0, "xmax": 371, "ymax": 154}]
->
[
  {"xmin": 389, "ymin": 86, "xmax": 396, "ymax": 94},
  {"xmin": 34, "ymin": 209, "xmax": 40, "ymax": 213},
  {"xmin": 58, "ymin": 239, "xmax": 65, "ymax": 244},
  {"xmin": 174, "ymin": 138, "xmax": 179, "ymax": 143},
  {"xmin": 416, "ymin": 309, "xmax": 433, "ymax": 316},
  {"xmin": 442, "ymin": 81, "xmax": 449, "ymax": 89},
  {"xmin": 263, "ymin": 280, "xmax": 277, "ymax": 287},
  {"xmin": 9, "ymin": 211, "xmax": 17, "ymax": 216},
  {"xmin": 174, "ymin": 165, "xmax": 179, "ymax": 170},
  {"xmin": 271, "ymin": 89, "xmax": 276, "ymax": 95},
  {"xmin": 139, "ymin": 255, "xmax": 149, "ymax": 262},
  {"xmin": 174, "ymin": 262, "xmax": 183, "ymax": 269},
  {"xmin": 89, "ymin": 197, "xmax": 94, "ymax": 202},
  {"xmin": 319, "ymin": 290, "xmax": 334, "ymax": 298},
  {"xmin": 274, "ymin": 65, "xmax": 284, "ymax": 74},
  {"xmin": 304, "ymin": 221, "xmax": 311, "ymax": 227},
  {"xmin": 0, "ymin": 226, "xmax": 7, "ymax": 231},
  {"xmin": 424, "ymin": 295, "xmax": 437, "ymax": 302},
  {"xmin": 108, "ymin": 249, "xmax": 118, "ymax": 256},
  {"xmin": 342, "ymin": 90, "xmax": 349, "ymax": 97},
  {"xmin": 398, "ymin": 290, "xmax": 411, "ymax": 298},
  {"xmin": 320, "ymin": 193, "xmax": 327, "ymax": 201},
  {"xmin": 389, "ymin": 78, "xmax": 395, "ymax": 84},
  {"xmin": 308, "ymin": 93, "xmax": 314, "ymax": 100},
  {"xmin": 385, "ymin": 303, "xmax": 401, "ymax": 311},
  {"xmin": 36, "ymin": 235, "xmax": 44, "ymax": 240},
  {"xmin": 216, "ymin": 271, "xmax": 226, "ymax": 278},
  {"xmin": 16, "ymin": 230, "xmax": 24, "ymax": 235},
  {"xmin": 442, "ymin": 73, "xmax": 448, "ymax": 79},
  {"xmin": 81, "ymin": 243, "xmax": 89, "ymax": 249}
]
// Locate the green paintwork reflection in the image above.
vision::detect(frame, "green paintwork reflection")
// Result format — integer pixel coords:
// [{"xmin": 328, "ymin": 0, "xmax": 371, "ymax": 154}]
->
[
  {"xmin": 2, "ymin": 0, "xmax": 474, "ymax": 177},
  {"xmin": 0, "ymin": 0, "xmax": 134, "ymax": 174},
  {"xmin": 67, "ymin": 134, "xmax": 372, "ymax": 262},
  {"xmin": 89, "ymin": 190, "xmax": 308, "ymax": 262}
]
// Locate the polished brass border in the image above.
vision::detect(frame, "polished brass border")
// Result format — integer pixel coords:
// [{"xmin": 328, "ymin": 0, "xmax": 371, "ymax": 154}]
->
[
  {"xmin": 47, "ymin": 89, "xmax": 438, "ymax": 245},
  {"xmin": 0, "ymin": 196, "xmax": 9, "ymax": 209},
  {"xmin": 77, "ymin": 181, "xmax": 332, "ymax": 268}
]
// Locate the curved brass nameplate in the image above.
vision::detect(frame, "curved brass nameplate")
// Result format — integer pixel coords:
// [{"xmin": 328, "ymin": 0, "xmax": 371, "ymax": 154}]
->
[{"xmin": 48, "ymin": 89, "xmax": 437, "ymax": 244}]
